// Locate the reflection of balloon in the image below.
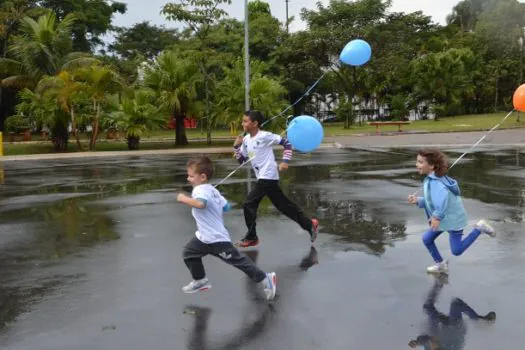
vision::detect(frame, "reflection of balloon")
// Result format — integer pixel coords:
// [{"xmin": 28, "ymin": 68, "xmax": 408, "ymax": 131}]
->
[
  {"xmin": 287, "ymin": 115, "xmax": 324, "ymax": 153},
  {"xmin": 513, "ymin": 84, "xmax": 525, "ymax": 112},
  {"xmin": 340, "ymin": 39, "xmax": 372, "ymax": 66}
]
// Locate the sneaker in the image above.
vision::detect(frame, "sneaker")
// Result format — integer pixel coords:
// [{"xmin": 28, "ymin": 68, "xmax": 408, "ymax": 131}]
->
[
  {"xmin": 477, "ymin": 219, "xmax": 496, "ymax": 238},
  {"xmin": 310, "ymin": 218, "xmax": 319, "ymax": 243},
  {"xmin": 262, "ymin": 272, "xmax": 277, "ymax": 301},
  {"xmin": 182, "ymin": 278, "xmax": 211, "ymax": 294},
  {"xmin": 234, "ymin": 238, "xmax": 259, "ymax": 248},
  {"xmin": 426, "ymin": 261, "xmax": 449, "ymax": 274},
  {"xmin": 483, "ymin": 311, "xmax": 496, "ymax": 322}
]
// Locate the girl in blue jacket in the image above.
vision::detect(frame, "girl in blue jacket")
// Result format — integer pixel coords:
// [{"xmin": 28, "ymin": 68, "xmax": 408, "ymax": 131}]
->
[{"xmin": 408, "ymin": 150, "xmax": 496, "ymax": 274}]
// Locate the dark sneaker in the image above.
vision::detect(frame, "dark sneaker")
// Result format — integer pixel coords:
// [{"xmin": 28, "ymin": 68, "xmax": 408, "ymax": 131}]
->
[
  {"xmin": 234, "ymin": 238, "xmax": 259, "ymax": 248},
  {"xmin": 310, "ymin": 218, "xmax": 319, "ymax": 243}
]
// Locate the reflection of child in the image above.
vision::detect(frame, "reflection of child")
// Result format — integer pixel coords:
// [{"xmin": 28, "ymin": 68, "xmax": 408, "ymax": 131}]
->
[
  {"xmin": 176, "ymin": 156, "xmax": 276, "ymax": 300},
  {"xmin": 409, "ymin": 277, "xmax": 496, "ymax": 349},
  {"xmin": 408, "ymin": 150, "xmax": 496, "ymax": 274},
  {"xmin": 233, "ymin": 110, "xmax": 319, "ymax": 248}
]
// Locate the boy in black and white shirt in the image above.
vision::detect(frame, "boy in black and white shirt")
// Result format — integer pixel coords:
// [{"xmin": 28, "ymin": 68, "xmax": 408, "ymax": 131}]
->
[
  {"xmin": 176, "ymin": 156, "xmax": 276, "ymax": 300},
  {"xmin": 233, "ymin": 110, "xmax": 319, "ymax": 248}
]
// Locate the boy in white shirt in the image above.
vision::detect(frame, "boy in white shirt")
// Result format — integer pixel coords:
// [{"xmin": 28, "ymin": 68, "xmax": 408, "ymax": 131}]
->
[
  {"xmin": 176, "ymin": 156, "xmax": 277, "ymax": 300},
  {"xmin": 233, "ymin": 110, "xmax": 319, "ymax": 248}
]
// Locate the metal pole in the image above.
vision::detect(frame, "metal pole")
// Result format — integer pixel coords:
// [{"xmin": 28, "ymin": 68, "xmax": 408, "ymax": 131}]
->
[
  {"xmin": 244, "ymin": 0, "xmax": 250, "ymax": 111},
  {"xmin": 285, "ymin": 0, "xmax": 289, "ymax": 34},
  {"xmin": 244, "ymin": 0, "xmax": 252, "ymax": 192}
]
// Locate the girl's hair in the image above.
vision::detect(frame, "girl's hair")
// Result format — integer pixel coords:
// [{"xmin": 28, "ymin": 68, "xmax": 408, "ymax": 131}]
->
[{"xmin": 418, "ymin": 149, "xmax": 449, "ymax": 177}]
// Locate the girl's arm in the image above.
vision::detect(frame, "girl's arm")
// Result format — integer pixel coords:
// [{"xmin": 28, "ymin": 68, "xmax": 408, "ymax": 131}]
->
[{"xmin": 429, "ymin": 181, "xmax": 449, "ymax": 220}]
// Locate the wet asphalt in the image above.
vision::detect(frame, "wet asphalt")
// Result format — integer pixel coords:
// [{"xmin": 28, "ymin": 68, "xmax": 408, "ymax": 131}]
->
[{"xmin": 0, "ymin": 147, "xmax": 524, "ymax": 349}]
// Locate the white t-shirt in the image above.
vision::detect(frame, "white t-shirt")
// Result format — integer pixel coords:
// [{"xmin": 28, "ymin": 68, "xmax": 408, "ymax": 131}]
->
[
  {"xmin": 240, "ymin": 131, "xmax": 283, "ymax": 180},
  {"xmin": 191, "ymin": 184, "xmax": 231, "ymax": 244}
]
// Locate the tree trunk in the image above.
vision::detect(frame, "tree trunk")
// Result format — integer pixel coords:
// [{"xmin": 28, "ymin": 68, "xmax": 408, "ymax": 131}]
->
[
  {"xmin": 127, "ymin": 135, "xmax": 140, "ymax": 150},
  {"xmin": 51, "ymin": 122, "xmax": 69, "ymax": 152},
  {"xmin": 90, "ymin": 102, "xmax": 100, "ymax": 150},
  {"xmin": 204, "ymin": 68, "xmax": 212, "ymax": 145},
  {"xmin": 174, "ymin": 112, "xmax": 188, "ymax": 146},
  {"xmin": 494, "ymin": 73, "xmax": 499, "ymax": 113},
  {"xmin": 70, "ymin": 105, "xmax": 82, "ymax": 151}
]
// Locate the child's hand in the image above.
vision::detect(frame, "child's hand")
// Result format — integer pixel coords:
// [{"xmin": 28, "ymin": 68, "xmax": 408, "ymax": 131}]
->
[
  {"xmin": 430, "ymin": 217, "xmax": 440, "ymax": 230},
  {"xmin": 176, "ymin": 192, "xmax": 187, "ymax": 202},
  {"xmin": 234, "ymin": 136, "xmax": 243, "ymax": 147},
  {"xmin": 408, "ymin": 195, "xmax": 417, "ymax": 204},
  {"xmin": 279, "ymin": 162, "xmax": 289, "ymax": 171}
]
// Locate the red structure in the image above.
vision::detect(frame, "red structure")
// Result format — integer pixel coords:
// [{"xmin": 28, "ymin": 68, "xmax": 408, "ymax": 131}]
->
[{"xmin": 168, "ymin": 117, "xmax": 198, "ymax": 129}]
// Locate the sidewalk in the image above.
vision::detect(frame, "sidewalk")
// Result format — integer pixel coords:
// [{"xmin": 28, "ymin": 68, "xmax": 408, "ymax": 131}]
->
[{"xmin": 2, "ymin": 129, "xmax": 525, "ymax": 162}]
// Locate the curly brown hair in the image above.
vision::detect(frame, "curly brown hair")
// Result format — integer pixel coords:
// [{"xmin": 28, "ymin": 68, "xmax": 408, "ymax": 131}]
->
[{"xmin": 418, "ymin": 149, "xmax": 449, "ymax": 177}]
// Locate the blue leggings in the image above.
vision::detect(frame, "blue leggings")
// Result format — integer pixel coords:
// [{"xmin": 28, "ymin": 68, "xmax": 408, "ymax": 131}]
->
[{"xmin": 422, "ymin": 228, "xmax": 482, "ymax": 263}]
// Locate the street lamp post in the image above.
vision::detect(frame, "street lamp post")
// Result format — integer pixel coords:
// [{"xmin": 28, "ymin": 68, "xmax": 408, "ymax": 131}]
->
[{"xmin": 244, "ymin": 0, "xmax": 251, "ymax": 191}]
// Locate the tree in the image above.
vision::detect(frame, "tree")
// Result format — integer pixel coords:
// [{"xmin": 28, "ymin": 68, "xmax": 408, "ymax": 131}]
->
[
  {"xmin": 39, "ymin": 0, "xmax": 126, "ymax": 52},
  {"xmin": 215, "ymin": 59, "xmax": 287, "ymax": 134},
  {"xmin": 162, "ymin": 0, "xmax": 231, "ymax": 145},
  {"xmin": 36, "ymin": 70, "xmax": 85, "ymax": 149},
  {"xmin": 74, "ymin": 63, "xmax": 126, "ymax": 150},
  {"xmin": 109, "ymin": 21, "xmax": 179, "ymax": 60},
  {"xmin": 0, "ymin": 12, "xmax": 96, "ymax": 88},
  {"xmin": 411, "ymin": 48, "xmax": 477, "ymax": 119},
  {"xmin": 110, "ymin": 88, "xmax": 164, "ymax": 150},
  {"xmin": 144, "ymin": 51, "xmax": 200, "ymax": 146}
]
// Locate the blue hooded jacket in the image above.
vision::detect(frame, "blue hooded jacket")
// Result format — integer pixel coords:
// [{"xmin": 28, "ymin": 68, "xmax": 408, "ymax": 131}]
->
[{"xmin": 416, "ymin": 173, "xmax": 468, "ymax": 232}]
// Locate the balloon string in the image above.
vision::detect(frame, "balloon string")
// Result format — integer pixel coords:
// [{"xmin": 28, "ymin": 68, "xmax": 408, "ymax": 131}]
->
[
  {"xmin": 260, "ymin": 65, "xmax": 335, "ymax": 129},
  {"xmin": 214, "ymin": 65, "xmax": 334, "ymax": 188},
  {"xmin": 411, "ymin": 109, "xmax": 515, "ymax": 196},
  {"xmin": 213, "ymin": 128, "xmax": 291, "ymax": 188}
]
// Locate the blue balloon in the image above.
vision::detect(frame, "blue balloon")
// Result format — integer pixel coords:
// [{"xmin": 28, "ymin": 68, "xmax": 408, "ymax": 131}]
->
[
  {"xmin": 287, "ymin": 115, "xmax": 324, "ymax": 153},
  {"xmin": 340, "ymin": 39, "xmax": 372, "ymax": 66}
]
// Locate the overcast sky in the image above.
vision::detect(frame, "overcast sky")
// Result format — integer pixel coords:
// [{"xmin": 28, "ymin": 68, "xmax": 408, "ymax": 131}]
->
[{"xmin": 110, "ymin": 0, "xmax": 461, "ymax": 32}]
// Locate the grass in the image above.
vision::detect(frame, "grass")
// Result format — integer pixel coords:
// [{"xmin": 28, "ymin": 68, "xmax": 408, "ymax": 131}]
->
[
  {"xmin": 322, "ymin": 112, "xmax": 523, "ymax": 136},
  {"xmin": 3, "ymin": 140, "xmax": 234, "ymax": 156},
  {"xmin": 3, "ymin": 112, "xmax": 524, "ymax": 156}
]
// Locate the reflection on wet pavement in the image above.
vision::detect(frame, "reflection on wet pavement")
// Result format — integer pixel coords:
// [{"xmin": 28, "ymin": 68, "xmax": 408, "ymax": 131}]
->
[{"xmin": 1, "ymin": 148, "xmax": 525, "ymax": 349}]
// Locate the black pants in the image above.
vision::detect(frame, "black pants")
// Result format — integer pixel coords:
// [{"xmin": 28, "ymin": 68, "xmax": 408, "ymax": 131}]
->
[
  {"xmin": 183, "ymin": 237, "xmax": 266, "ymax": 282},
  {"xmin": 243, "ymin": 179, "xmax": 312, "ymax": 240}
]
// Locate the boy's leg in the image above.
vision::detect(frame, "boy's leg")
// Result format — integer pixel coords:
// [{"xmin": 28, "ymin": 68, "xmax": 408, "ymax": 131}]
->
[
  {"xmin": 183, "ymin": 237, "xmax": 210, "ymax": 280},
  {"xmin": 265, "ymin": 180, "xmax": 314, "ymax": 232},
  {"xmin": 449, "ymin": 229, "xmax": 482, "ymax": 256},
  {"xmin": 422, "ymin": 228, "xmax": 445, "ymax": 263},
  {"xmin": 211, "ymin": 242, "xmax": 267, "ymax": 283},
  {"xmin": 241, "ymin": 180, "xmax": 267, "ymax": 242}
]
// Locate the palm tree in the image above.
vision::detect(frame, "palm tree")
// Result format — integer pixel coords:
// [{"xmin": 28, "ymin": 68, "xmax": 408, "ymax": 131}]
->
[
  {"xmin": 215, "ymin": 59, "xmax": 287, "ymax": 134},
  {"xmin": 36, "ymin": 71, "xmax": 85, "ymax": 150},
  {"xmin": 110, "ymin": 88, "xmax": 164, "ymax": 150},
  {"xmin": 74, "ymin": 63, "xmax": 126, "ymax": 150},
  {"xmin": 144, "ymin": 51, "xmax": 201, "ymax": 146},
  {"xmin": 0, "ymin": 12, "xmax": 95, "ymax": 88}
]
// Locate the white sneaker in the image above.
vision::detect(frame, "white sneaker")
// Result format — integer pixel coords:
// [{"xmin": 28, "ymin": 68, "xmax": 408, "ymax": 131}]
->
[
  {"xmin": 262, "ymin": 272, "xmax": 277, "ymax": 301},
  {"xmin": 426, "ymin": 261, "xmax": 449, "ymax": 274},
  {"xmin": 477, "ymin": 219, "xmax": 496, "ymax": 238},
  {"xmin": 182, "ymin": 278, "xmax": 211, "ymax": 293}
]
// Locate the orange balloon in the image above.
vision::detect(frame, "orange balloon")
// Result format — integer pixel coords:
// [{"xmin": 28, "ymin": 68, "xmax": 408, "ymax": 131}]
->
[{"xmin": 513, "ymin": 84, "xmax": 525, "ymax": 112}]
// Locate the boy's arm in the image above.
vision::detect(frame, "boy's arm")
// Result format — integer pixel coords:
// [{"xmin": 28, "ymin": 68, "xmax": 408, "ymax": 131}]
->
[
  {"xmin": 177, "ymin": 193, "xmax": 206, "ymax": 209},
  {"xmin": 265, "ymin": 133, "xmax": 292, "ymax": 163},
  {"xmin": 233, "ymin": 137, "xmax": 248, "ymax": 164}
]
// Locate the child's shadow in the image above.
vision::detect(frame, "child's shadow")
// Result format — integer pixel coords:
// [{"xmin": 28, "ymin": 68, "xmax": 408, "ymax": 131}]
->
[
  {"xmin": 184, "ymin": 304, "xmax": 272, "ymax": 350},
  {"xmin": 409, "ymin": 276, "xmax": 496, "ymax": 349}
]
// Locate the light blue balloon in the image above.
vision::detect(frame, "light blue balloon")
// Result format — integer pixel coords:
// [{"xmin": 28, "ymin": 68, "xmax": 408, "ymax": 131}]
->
[
  {"xmin": 340, "ymin": 39, "xmax": 372, "ymax": 66},
  {"xmin": 287, "ymin": 115, "xmax": 324, "ymax": 153}
]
